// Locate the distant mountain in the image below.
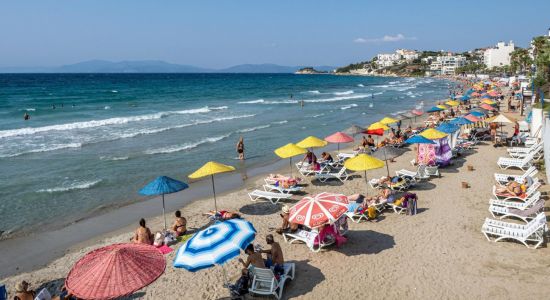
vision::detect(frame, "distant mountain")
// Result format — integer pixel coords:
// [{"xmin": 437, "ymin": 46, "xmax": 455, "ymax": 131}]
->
[{"xmin": 0, "ymin": 60, "xmax": 336, "ymax": 74}]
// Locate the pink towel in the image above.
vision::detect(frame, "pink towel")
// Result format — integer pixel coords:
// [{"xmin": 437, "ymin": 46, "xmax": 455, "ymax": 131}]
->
[{"xmin": 157, "ymin": 245, "xmax": 173, "ymax": 255}]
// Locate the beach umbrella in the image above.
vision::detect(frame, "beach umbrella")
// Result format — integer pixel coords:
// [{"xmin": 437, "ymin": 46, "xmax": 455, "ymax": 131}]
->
[
  {"xmin": 420, "ymin": 128, "xmax": 448, "ymax": 140},
  {"xmin": 436, "ymin": 123, "xmax": 460, "ymax": 134},
  {"xmin": 365, "ymin": 122, "xmax": 389, "ymax": 137},
  {"xmin": 288, "ymin": 192, "xmax": 349, "ymax": 228},
  {"xmin": 471, "ymin": 92, "xmax": 481, "ymax": 97},
  {"xmin": 344, "ymin": 154, "xmax": 385, "ymax": 195},
  {"xmin": 488, "ymin": 113, "xmax": 516, "ymax": 140},
  {"xmin": 325, "ymin": 131, "xmax": 354, "ymax": 151},
  {"xmin": 66, "ymin": 243, "xmax": 165, "ymax": 300},
  {"xmin": 405, "ymin": 135, "xmax": 436, "ymax": 144},
  {"xmin": 189, "ymin": 161, "xmax": 235, "ymax": 212},
  {"xmin": 469, "ymin": 111, "xmax": 486, "ymax": 117},
  {"xmin": 343, "ymin": 124, "xmax": 365, "ymax": 136},
  {"xmin": 296, "ymin": 136, "xmax": 328, "ymax": 149},
  {"xmin": 371, "ymin": 146, "xmax": 407, "ymax": 177},
  {"xmin": 426, "ymin": 106, "xmax": 443, "ymax": 113},
  {"xmin": 483, "ymin": 99, "xmax": 497, "ymax": 105},
  {"xmin": 480, "ymin": 103, "xmax": 496, "ymax": 111},
  {"xmin": 274, "ymin": 143, "xmax": 307, "ymax": 177},
  {"xmin": 464, "ymin": 114, "xmax": 481, "ymax": 123},
  {"xmin": 139, "ymin": 176, "xmax": 189, "ymax": 230},
  {"xmin": 173, "ymin": 219, "xmax": 256, "ymax": 272},
  {"xmin": 445, "ymin": 100, "xmax": 460, "ymax": 107},
  {"xmin": 379, "ymin": 116, "xmax": 398, "ymax": 125},
  {"xmin": 460, "ymin": 95, "xmax": 471, "ymax": 101},
  {"xmin": 411, "ymin": 109, "xmax": 424, "ymax": 116},
  {"xmin": 449, "ymin": 117, "xmax": 473, "ymax": 126},
  {"xmin": 436, "ymin": 104, "xmax": 448, "ymax": 110}
]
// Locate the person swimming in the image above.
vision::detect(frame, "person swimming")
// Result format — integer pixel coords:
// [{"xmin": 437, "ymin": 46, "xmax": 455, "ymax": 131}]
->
[{"xmin": 23, "ymin": 112, "xmax": 30, "ymax": 120}]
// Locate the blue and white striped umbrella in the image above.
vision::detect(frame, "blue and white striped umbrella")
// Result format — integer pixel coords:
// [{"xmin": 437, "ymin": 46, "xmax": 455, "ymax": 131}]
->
[{"xmin": 173, "ymin": 219, "xmax": 256, "ymax": 272}]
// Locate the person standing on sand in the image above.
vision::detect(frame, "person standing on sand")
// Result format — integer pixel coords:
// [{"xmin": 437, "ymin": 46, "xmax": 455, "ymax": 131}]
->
[{"xmin": 236, "ymin": 137, "xmax": 245, "ymax": 160}]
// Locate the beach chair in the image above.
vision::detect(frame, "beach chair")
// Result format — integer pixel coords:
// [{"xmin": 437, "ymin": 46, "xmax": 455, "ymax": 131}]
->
[
  {"xmin": 481, "ymin": 212, "xmax": 547, "ymax": 249},
  {"xmin": 509, "ymin": 144, "xmax": 544, "ymax": 160},
  {"xmin": 314, "ymin": 167, "xmax": 350, "ymax": 183},
  {"xmin": 489, "ymin": 199, "xmax": 545, "ymax": 223},
  {"xmin": 248, "ymin": 190, "xmax": 292, "ymax": 205},
  {"xmin": 494, "ymin": 166, "xmax": 538, "ymax": 185},
  {"xmin": 34, "ymin": 288, "xmax": 52, "ymax": 300},
  {"xmin": 496, "ymin": 152, "xmax": 535, "ymax": 170},
  {"xmin": 262, "ymin": 184, "xmax": 303, "ymax": 194},
  {"xmin": 387, "ymin": 200, "xmax": 407, "ymax": 214},
  {"xmin": 489, "ymin": 191, "xmax": 541, "ymax": 210},
  {"xmin": 282, "ymin": 229, "xmax": 333, "ymax": 252},
  {"xmin": 295, "ymin": 162, "xmax": 317, "ymax": 176},
  {"xmin": 345, "ymin": 211, "xmax": 370, "ymax": 223},
  {"xmin": 0, "ymin": 285, "xmax": 6, "ymax": 300},
  {"xmin": 507, "ymin": 142, "xmax": 541, "ymax": 156},
  {"xmin": 424, "ymin": 165, "xmax": 440, "ymax": 177},
  {"xmin": 491, "ymin": 181, "xmax": 540, "ymax": 202},
  {"xmin": 248, "ymin": 263, "xmax": 295, "ymax": 300}
]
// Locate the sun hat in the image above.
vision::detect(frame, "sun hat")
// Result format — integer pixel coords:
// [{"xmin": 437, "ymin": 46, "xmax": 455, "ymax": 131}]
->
[
  {"xmin": 15, "ymin": 281, "xmax": 28, "ymax": 293},
  {"xmin": 282, "ymin": 205, "xmax": 290, "ymax": 214}
]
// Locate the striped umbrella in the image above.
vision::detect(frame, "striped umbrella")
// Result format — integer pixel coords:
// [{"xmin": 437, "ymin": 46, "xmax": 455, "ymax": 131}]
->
[
  {"xmin": 288, "ymin": 192, "xmax": 349, "ymax": 228},
  {"xmin": 173, "ymin": 219, "xmax": 256, "ymax": 272}
]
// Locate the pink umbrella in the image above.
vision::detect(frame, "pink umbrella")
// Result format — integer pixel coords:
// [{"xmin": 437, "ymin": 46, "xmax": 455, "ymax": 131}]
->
[
  {"xmin": 66, "ymin": 243, "xmax": 165, "ymax": 300},
  {"xmin": 488, "ymin": 91, "xmax": 499, "ymax": 97},
  {"xmin": 289, "ymin": 192, "xmax": 349, "ymax": 228},
  {"xmin": 325, "ymin": 131, "xmax": 354, "ymax": 151},
  {"xmin": 411, "ymin": 109, "xmax": 423, "ymax": 116},
  {"xmin": 480, "ymin": 103, "xmax": 496, "ymax": 111},
  {"xmin": 465, "ymin": 114, "xmax": 481, "ymax": 122},
  {"xmin": 471, "ymin": 92, "xmax": 480, "ymax": 97}
]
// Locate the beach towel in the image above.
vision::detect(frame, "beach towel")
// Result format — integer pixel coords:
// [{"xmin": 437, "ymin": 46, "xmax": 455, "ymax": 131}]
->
[{"xmin": 157, "ymin": 244, "xmax": 173, "ymax": 255}]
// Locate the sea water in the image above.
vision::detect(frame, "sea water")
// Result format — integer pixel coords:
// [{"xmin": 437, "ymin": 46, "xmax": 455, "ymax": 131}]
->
[{"xmin": 0, "ymin": 73, "xmax": 450, "ymax": 237}]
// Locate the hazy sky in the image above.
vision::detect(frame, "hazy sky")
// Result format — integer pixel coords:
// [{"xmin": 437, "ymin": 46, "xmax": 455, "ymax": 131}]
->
[{"xmin": 1, "ymin": 0, "xmax": 549, "ymax": 68}]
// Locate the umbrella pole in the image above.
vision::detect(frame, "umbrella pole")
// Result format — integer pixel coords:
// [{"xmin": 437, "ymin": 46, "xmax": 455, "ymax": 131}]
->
[
  {"xmin": 211, "ymin": 175, "xmax": 218, "ymax": 212},
  {"xmin": 289, "ymin": 157, "xmax": 293, "ymax": 177},
  {"xmin": 162, "ymin": 194, "xmax": 167, "ymax": 230},
  {"xmin": 337, "ymin": 143, "xmax": 340, "ymax": 152},
  {"xmin": 383, "ymin": 147, "xmax": 390, "ymax": 177},
  {"xmin": 364, "ymin": 171, "xmax": 368, "ymax": 196}
]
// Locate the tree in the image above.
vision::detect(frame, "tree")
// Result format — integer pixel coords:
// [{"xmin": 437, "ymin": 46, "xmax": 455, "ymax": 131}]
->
[
  {"xmin": 531, "ymin": 36, "xmax": 550, "ymax": 93},
  {"xmin": 510, "ymin": 48, "xmax": 532, "ymax": 74}
]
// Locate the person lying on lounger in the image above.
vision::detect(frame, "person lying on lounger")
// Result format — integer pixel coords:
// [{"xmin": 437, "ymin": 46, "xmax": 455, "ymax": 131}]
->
[
  {"xmin": 204, "ymin": 210, "xmax": 241, "ymax": 221},
  {"xmin": 347, "ymin": 194, "xmax": 377, "ymax": 219},
  {"xmin": 496, "ymin": 177, "xmax": 522, "ymax": 196},
  {"xmin": 267, "ymin": 174, "xmax": 302, "ymax": 186}
]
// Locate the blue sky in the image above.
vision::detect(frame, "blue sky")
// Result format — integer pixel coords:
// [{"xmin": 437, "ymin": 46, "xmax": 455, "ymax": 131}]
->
[{"xmin": 1, "ymin": 0, "xmax": 549, "ymax": 68}]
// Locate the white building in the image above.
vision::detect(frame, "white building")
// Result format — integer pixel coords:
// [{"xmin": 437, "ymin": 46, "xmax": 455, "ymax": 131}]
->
[
  {"xmin": 484, "ymin": 41, "xmax": 515, "ymax": 68},
  {"xmin": 376, "ymin": 53, "xmax": 401, "ymax": 67},
  {"xmin": 428, "ymin": 54, "xmax": 466, "ymax": 75},
  {"xmin": 396, "ymin": 49, "xmax": 419, "ymax": 61}
]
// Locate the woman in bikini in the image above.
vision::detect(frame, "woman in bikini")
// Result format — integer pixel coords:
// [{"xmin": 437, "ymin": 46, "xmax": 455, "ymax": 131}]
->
[
  {"xmin": 171, "ymin": 210, "xmax": 187, "ymax": 236},
  {"xmin": 132, "ymin": 218, "xmax": 153, "ymax": 245}
]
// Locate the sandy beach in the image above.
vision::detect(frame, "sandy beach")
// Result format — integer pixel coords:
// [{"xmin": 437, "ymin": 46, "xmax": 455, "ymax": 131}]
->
[{"xmin": 3, "ymin": 105, "xmax": 550, "ymax": 300}]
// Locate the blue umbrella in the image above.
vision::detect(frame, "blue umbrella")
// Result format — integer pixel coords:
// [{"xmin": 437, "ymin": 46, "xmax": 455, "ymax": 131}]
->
[
  {"xmin": 469, "ymin": 111, "xmax": 485, "ymax": 117},
  {"xmin": 460, "ymin": 95, "xmax": 470, "ymax": 101},
  {"xmin": 449, "ymin": 117, "xmax": 473, "ymax": 126},
  {"xmin": 437, "ymin": 123, "xmax": 460, "ymax": 134},
  {"xmin": 426, "ymin": 106, "xmax": 443, "ymax": 113},
  {"xmin": 405, "ymin": 135, "xmax": 436, "ymax": 144},
  {"xmin": 482, "ymin": 94, "xmax": 491, "ymax": 99},
  {"xmin": 174, "ymin": 219, "xmax": 256, "ymax": 272},
  {"xmin": 139, "ymin": 176, "xmax": 189, "ymax": 229}
]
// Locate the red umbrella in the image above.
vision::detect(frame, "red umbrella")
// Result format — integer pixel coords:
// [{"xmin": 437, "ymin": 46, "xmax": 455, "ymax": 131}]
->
[
  {"xmin": 288, "ymin": 192, "xmax": 349, "ymax": 228},
  {"xmin": 66, "ymin": 243, "xmax": 165, "ymax": 300},
  {"xmin": 411, "ymin": 109, "xmax": 423, "ymax": 116},
  {"xmin": 324, "ymin": 131, "xmax": 354, "ymax": 151},
  {"xmin": 364, "ymin": 128, "xmax": 384, "ymax": 136},
  {"xmin": 480, "ymin": 103, "xmax": 496, "ymax": 111}
]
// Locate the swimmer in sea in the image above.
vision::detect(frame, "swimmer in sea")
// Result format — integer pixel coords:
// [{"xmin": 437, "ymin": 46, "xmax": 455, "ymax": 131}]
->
[{"xmin": 23, "ymin": 112, "xmax": 30, "ymax": 120}]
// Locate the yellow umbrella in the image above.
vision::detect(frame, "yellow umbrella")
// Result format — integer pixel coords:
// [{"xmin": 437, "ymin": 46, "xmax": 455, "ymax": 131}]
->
[
  {"xmin": 274, "ymin": 143, "xmax": 307, "ymax": 176},
  {"xmin": 445, "ymin": 100, "xmax": 459, "ymax": 107},
  {"xmin": 420, "ymin": 128, "xmax": 448, "ymax": 140},
  {"xmin": 436, "ymin": 104, "xmax": 447, "ymax": 110},
  {"xmin": 483, "ymin": 99, "xmax": 497, "ymax": 105},
  {"xmin": 189, "ymin": 161, "xmax": 235, "ymax": 211},
  {"xmin": 344, "ymin": 154, "xmax": 385, "ymax": 195},
  {"xmin": 296, "ymin": 136, "xmax": 328, "ymax": 149},
  {"xmin": 367, "ymin": 122, "xmax": 390, "ymax": 131},
  {"xmin": 379, "ymin": 117, "xmax": 398, "ymax": 125}
]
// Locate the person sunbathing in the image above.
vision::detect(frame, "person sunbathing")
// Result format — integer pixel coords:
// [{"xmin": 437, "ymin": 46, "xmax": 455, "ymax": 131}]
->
[
  {"xmin": 204, "ymin": 210, "xmax": 241, "ymax": 220},
  {"xmin": 171, "ymin": 210, "xmax": 187, "ymax": 236},
  {"xmin": 276, "ymin": 205, "xmax": 300, "ymax": 234},
  {"xmin": 132, "ymin": 218, "xmax": 153, "ymax": 245},
  {"xmin": 366, "ymin": 135, "xmax": 376, "ymax": 148},
  {"xmin": 496, "ymin": 177, "xmax": 522, "ymax": 196},
  {"xmin": 268, "ymin": 174, "xmax": 302, "ymax": 185}
]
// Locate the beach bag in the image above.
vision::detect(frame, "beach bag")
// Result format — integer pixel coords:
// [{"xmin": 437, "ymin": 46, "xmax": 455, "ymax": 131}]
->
[
  {"xmin": 367, "ymin": 206, "xmax": 377, "ymax": 219},
  {"xmin": 163, "ymin": 231, "xmax": 176, "ymax": 245},
  {"xmin": 153, "ymin": 232, "xmax": 164, "ymax": 247}
]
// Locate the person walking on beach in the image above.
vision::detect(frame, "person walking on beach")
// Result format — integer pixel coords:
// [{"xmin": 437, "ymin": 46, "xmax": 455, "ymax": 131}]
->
[{"xmin": 236, "ymin": 137, "xmax": 245, "ymax": 160}]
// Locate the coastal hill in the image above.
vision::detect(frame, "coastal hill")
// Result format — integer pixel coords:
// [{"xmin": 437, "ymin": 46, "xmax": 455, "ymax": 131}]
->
[
  {"xmin": 0, "ymin": 60, "xmax": 336, "ymax": 74},
  {"xmin": 294, "ymin": 67, "xmax": 329, "ymax": 74}
]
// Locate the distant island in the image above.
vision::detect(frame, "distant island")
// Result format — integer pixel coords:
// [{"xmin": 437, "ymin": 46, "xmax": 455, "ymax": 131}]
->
[{"xmin": 294, "ymin": 67, "xmax": 329, "ymax": 74}]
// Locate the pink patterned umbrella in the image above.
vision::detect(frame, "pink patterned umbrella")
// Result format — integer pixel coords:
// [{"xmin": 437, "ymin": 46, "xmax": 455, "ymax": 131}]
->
[
  {"xmin": 480, "ymin": 103, "xmax": 496, "ymax": 111},
  {"xmin": 324, "ymin": 131, "xmax": 354, "ymax": 151},
  {"xmin": 288, "ymin": 192, "xmax": 349, "ymax": 228},
  {"xmin": 465, "ymin": 114, "xmax": 481, "ymax": 122},
  {"xmin": 66, "ymin": 243, "xmax": 165, "ymax": 300}
]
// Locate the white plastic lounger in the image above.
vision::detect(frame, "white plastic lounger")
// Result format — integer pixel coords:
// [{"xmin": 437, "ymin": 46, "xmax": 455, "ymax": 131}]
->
[
  {"xmin": 491, "ymin": 181, "xmax": 540, "ymax": 202},
  {"xmin": 314, "ymin": 167, "xmax": 349, "ymax": 183},
  {"xmin": 489, "ymin": 191, "xmax": 541, "ymax": 210},
  {"xmin": 249, "ymin": 263, "xmax": 295, "ymax": 300},
  {"xmin": 481, "ymin": 212, "xmax": 547, "ymax": 249},
  {"xmin": 509, "ymin": 144, "xmax": 543, "ymax": 159},
  {"xmin": 387, "ymin": 201, "xmax": 407, "ymax": 214},
  {"xmin": 494, "ymin": 166, "xmax": 538, "ymax": 185},
  {"xmin": 263, "ymin": 184, "xmax": 303, "ymax": 194},
  {"xmin": 345, "ymin": 211, "xmax": 369, "ymax": 223},
  {"xmin": 248, "ymin": 190, "xmax": 292, "ymax": 204},
  {"xmin": 507, "ymin": 142, "xmax": 541, "ymax": 155},
  {"xmin": 489, "ymin": 199, "xmax": 545, "ymax": 223},
  {"xmin": 282, "ymin": 229, "xmax": 333, "ymax": 252},
  {"xmin": 497, "ymin": 152, "xmax": 535, "ymax": 170},
  {"xmin": 295, "ymin": 162, "xmax": 317, "ymax": 176},
  {"xmin": 424, "ymin": 165, "xmax": 440, "ymax": 177},
  {"xmin": 395, "ymin": 165, "xmax": 429, "ymax": 183}
]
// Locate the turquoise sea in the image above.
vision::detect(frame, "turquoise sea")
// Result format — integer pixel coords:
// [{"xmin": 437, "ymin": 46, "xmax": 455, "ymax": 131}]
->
[{"xmin": 0, "ymin": 74, "xmax": 450, "ymax": 237}]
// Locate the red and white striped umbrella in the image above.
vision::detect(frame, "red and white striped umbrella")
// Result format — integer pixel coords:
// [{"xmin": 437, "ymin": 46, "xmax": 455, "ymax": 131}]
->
[{"xmin": 288, "ymin": 192, "xmax": 349, "ymax": 228}]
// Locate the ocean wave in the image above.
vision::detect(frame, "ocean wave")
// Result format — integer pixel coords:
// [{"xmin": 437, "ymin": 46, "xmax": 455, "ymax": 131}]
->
[
  {"xmin": 104, "ymin": 106, "xmax": 111, "ymax": 110},
  {"xmin": 333, "ymin": 90, "xmax": 354, "ymax": 96},
  {"xmin": 37, "ymin": 179, "xmax": 102, "ymax": 193},
  {"xmin": 311, "ymin": 113, "xmax": 325, "ymax": 118},
  {"xmin": 144, "ymin": 134, "xmax": 231, "ymax": 155},
  {"xmin": 306, "ymin": 90, "xmax": 321, "ymax": 94},
  {"xmin": 238, "ymin": 99, "xmax": 265, "ymax": 104},
  {"xmin": 236, "ymin": 124, "xmax": 271, "ymax": 133},
  {"xmin": 1, "ymin": 143, "xmax": 82, "ymax": 158},
  {"xmin": 272, "ymin": 120, "xmax": 288, "ymax": 124},
  {"xmin": 373, "ymin": 85, "xmax": 389, "ymax": 88},
  {"xmin": 0, "ymin": 106, "xmax": 225, "ymax": 139},
  {"xmin": 304, "ymin": 94, "xmax": 369, "ymax": 103},
  {"xmin": 340, "ymin": 104, "xmax": 358, "ymax": 110},
  {"xmin": 209, "ymin": 106, "xmax": 228, "ymax": 110},
  {"xmin": 24, "ymin": 108, "xmax": 36, "ymax": 112},
  {"xmin": 357, "ymin": 84, "xmax": 365, "ymax": 87},
  {"xmin": 100, "ymin": 156, "xmax": 129, "ymax": 161},
  {"xmin": 111, "ymin": 90, "xmax": 118, "ymax": 93}
]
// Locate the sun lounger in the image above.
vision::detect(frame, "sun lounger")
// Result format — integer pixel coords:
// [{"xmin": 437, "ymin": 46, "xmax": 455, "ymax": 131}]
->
[
  {"xmin": 491, "ymin": 181, "xmax": 540, "ymax": 202},
  {"xmin": 34, "ymin": 288, "xmax": 52, "ymax": 300},
  {"xmin": 494, "ymin": 166, "xmax": 538, "ymax": 185},
  {"xmin": 248, "ymin": 190, "xmax": 292, "ymax": 204},
  {"xmin": 387, "ymin": 201, "xmax": 407, "ymax": 214},
  {"xmin": 345, "ymin": 211, "xmax": 370, "ymax": 223},
  {"xmin": 314, "ymin": 167, "xmax": 350, "ymax": 183},
  {"xmin": 295, "ymin": 162, "xmax": 318, "ymax": 176},
  {"xmin": 262, "ymin": 184, "xmax": 303, "ymax": 194},
  {"xmin": 481, "ymin": 212, "xmax": 547, "ymax": 249},
  {"xmin": 249, "ymin": 263, "xmax": 295, "ymax": 300},
  {"xmin": 282, "ymin": 229, "xmax": 333, "ymax": 252},
  {"xmin": 395, "ymin": 165, "xmax": 430, "ymax": 183},
  {"xmin": 489, "ymin": 191, "xmax": 541, "ymax": 210},
  {"xmin": 508, "ymin": 144, "xmax": 543, "ymax": 160},
  {"xmin": 507, "ymin": 142, "xmax": 541, "ymax": 155},
  {"xmin": 496, "ymin": 152, "xmax": 535, "ymax": 170},
  {"xmin": 489, "ymin": 199, "xmax": 545, "ymax": 223},
  {"xmin": 424, "ymin": 165, "xmax": 440, "ymax": 177}
]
